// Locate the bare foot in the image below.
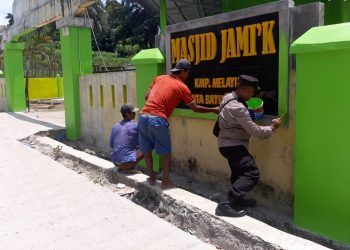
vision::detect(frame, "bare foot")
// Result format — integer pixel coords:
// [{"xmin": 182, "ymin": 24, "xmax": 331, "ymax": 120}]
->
[
  {"xmin": 147, "ymin": 177, "xmax": 156, "ymax": 186},
  {"xmin": 161, "ymin": 181, "xmax": 177, "ymax": 189},
  {"xmin": 128, "ymin": 170, "xmax": 142, "ymax": 174},
  {"xmin": 118, "ymin": 168, "xmax": 142, "ymax": 174}
]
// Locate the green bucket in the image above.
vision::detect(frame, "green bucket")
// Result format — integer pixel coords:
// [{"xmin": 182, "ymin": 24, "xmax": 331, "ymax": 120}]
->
[{"xmin": 246, "ymin": 97, "xmax": 264, "ymax": 120}]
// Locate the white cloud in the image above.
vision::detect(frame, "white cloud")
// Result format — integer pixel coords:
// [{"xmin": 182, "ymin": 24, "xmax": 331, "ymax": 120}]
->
[{"xmin": 0, "ymin": 0, "xmax": 13, "ymax": 26}]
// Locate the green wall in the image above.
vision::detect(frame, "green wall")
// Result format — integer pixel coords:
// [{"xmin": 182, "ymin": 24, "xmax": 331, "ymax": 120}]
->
[
  {"xmin": 294, "ymin": 50, "xmax": 350, "ymax": 244},
  {"xmin": 221, "ymin": 0, "xmax": 350, "ymax": 25},
  {"xmin": 291, "ymin": 23, "xmax": 350, "ymax": 244}
]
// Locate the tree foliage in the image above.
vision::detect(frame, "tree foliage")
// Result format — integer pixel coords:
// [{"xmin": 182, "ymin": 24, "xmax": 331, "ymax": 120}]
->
[
  {"xmin": 1, "ymin": 0, "xmax": 159, "ymax": 75},
  {"xmin": 5, "ymin": 13, "xmax": 14, "ymax": 27},
  {"xmin": 90, "ymin": 0, "xmax": 159, "ymax": 52},
  {"xmin": 20, "ymin": 24, "xmax": 61, "ymax": 77}
]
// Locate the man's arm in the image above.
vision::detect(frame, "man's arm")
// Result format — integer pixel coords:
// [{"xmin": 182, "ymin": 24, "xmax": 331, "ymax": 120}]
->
[
  {"xmin": 234, "ymin": 107, "xmax": 276, "ymax": 138},
  {"xmin": 145, "ymin": 88, "xmax": 151, "ymax": 100},
  {"xmin": 109, "ymin": 130, "xmax": 114, "ymax": 148},
  {"xmin": 187, "ymin": 102, "xmax": 220, "ymax": 114}
]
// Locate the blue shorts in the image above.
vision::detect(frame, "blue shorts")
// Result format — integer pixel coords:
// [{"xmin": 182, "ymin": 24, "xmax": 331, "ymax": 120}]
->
[{"xmin": 138, "ymin": 114, "xmax": 171, "ymax": 155}]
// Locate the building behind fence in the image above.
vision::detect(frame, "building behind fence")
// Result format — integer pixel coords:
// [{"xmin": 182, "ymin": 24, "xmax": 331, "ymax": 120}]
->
[{"xmin": 28, "ymin": 77, "xmax": 64, "ymax": 100}]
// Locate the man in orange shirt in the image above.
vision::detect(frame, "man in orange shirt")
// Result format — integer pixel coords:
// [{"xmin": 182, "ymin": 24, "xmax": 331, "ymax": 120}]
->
[{"xmin": 139, "ymin": 59, "xmax": 219, "ymax": 189}]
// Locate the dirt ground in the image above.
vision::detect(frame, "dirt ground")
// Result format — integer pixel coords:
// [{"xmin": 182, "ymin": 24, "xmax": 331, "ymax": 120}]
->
[
  {"xmin": 28, "ymin": 99, "xmax": 65, "ymax": 112},
  {"xmin": 21, "ymin": 134, "xmax": 136, "ymax": 197}
]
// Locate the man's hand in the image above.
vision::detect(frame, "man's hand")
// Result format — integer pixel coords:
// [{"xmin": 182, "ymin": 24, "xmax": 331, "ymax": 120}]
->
[
  {"xmin": 187, "ymin": 102, "xmax": 219, "ymax": 114},
  {"xmin": 271, "ymin": 117, "xmax": 281, "ymax": 131},
  {"xmin": 213, "ymin": 106, "xmax": 220, "ymax": 114}
]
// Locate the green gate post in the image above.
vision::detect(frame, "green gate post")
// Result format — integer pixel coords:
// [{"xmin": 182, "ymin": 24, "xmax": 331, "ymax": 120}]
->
[
  {"xmin": 57, "ymin": 17, "xmax": 93, "ymax": 140},
  {"xmin": 291, "ymin": 23, "xmax": 350, "ymax": 244},
  {"xmin": 4, "ymin": 43, "xmax": 26, "ymax": 112},
  {"xmin": 131, "ymin": 49, "xmax": 165, "ymax": 173}
]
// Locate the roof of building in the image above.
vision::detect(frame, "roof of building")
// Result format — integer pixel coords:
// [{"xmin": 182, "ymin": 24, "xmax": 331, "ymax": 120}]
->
[{"xmin": 135, "ymin": 0, "xmax": 221, "ymax": 24}]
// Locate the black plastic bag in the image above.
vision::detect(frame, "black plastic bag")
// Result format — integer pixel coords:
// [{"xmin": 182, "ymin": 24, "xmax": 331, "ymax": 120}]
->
[
  {"xmin": 213, "ymin": 118, "xmax": 220, "ymax": 137},
  {"xmin": 212, "ymin": 97, "xmax": 235, "ymax": 137}
]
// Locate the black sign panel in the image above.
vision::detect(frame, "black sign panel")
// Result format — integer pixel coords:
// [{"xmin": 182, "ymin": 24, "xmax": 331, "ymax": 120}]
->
[{"xmin": 170, "ymin": 13, "xmax": 279, "ymax": 115}]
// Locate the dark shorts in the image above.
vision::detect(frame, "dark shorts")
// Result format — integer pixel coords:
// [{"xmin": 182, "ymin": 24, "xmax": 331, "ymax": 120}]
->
[{"xmin": 138, "ymin": 114, "xmax": 171, "ymax": 155}]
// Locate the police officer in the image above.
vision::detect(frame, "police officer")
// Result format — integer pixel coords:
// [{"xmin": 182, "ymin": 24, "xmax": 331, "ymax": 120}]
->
[{"xmin": 216, "ymin": 75, "xmax": 281, "ymax": 217}]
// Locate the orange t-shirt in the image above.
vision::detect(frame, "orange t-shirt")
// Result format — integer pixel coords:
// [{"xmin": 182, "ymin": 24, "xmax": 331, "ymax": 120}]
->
[{"xmin": 141, "ymin": 75, "xmax": 194, "ymax": 120}]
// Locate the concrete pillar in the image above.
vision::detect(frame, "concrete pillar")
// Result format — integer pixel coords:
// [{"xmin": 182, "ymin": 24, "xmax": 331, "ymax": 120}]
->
[
  {"xmin": 56, "ymin": 17, "xmax": 93, "ymax": 140},
  {"xmin": 4, "ymin": 42, "xmax": 26, "ymax": 112},
  {"xmin": 131, "ymin": 48, "xmax": 165, "ymax": 172}
]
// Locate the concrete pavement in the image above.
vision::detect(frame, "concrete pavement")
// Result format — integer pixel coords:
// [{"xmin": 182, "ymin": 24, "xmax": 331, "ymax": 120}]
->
[{"xmin": 0, "ymin": 112, "xmax": 215, "ymax": 250}]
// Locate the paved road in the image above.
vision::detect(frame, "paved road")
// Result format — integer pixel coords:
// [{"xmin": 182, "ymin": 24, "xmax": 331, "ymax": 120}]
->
[{"xmin": 0, "ymin": 112, "xmax": 214, "ymax": 250}]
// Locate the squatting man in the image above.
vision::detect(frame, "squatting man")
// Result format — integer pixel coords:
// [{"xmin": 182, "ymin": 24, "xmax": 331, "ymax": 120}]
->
[{"xmin": 110, "ymin": 104, "xmax": 144, "ymax": 173}]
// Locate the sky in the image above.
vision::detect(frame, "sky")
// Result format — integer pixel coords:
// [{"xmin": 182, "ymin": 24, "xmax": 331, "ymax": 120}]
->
[
  {"xmin": 0, "ymin": 0, "xmax": 13, "ymax": 26},
  {"xmin": 0, "ymin": 0, "xmax": 107, "ymax": 26}
]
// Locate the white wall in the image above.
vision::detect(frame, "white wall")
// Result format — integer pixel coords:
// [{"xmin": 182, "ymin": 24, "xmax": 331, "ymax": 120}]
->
[
  {"xmin": 0, "ymin": 78, "xmax": 7, "ymax": 112},
  {"xmin": 79, "ymin": 70, "xmax": 296, "ymax": 213},
  {"xmin": 79, "ymin": 71, "xmax": 136, "ymax": 152}
]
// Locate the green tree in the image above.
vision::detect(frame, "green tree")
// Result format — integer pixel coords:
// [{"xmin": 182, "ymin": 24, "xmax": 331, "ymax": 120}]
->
[
  {"xmin": 1, "ymin": 0, "xmax": 159, "ymax": 75},
  {"xmin": 103, "ymin": 0, "xmax": 159, "ymax": 53},
  {"xmin": 87, "ymin": 0, "xmax": 110, "ymax": 51},
  {"xmin": 21, "ymin": 25, "xmax": 61, "ymax": 77}
]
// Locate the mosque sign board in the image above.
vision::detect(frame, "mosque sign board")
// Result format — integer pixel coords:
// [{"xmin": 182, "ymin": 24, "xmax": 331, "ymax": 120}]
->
[{"xmin": 165, "ymin": 2, "xmax": 292, "ymax": 116}]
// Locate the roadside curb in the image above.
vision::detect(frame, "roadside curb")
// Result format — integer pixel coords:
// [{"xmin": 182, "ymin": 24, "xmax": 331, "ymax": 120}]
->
[{"xmin": 35, "ymin": 135, "xmax": 331, "ymax": 250}]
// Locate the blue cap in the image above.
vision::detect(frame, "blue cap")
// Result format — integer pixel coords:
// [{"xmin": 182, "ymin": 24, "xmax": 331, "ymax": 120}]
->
[
  {"xmin": 237, "ymin": 75, "xmax": 261, "ymax": 90},
  {"xmin": 120, "ymin": 104, "xmax": 139, "ymax": 115},
  {"xmin": 170, "ymin": 59, "xmax": 191, "ymax": 72}
]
